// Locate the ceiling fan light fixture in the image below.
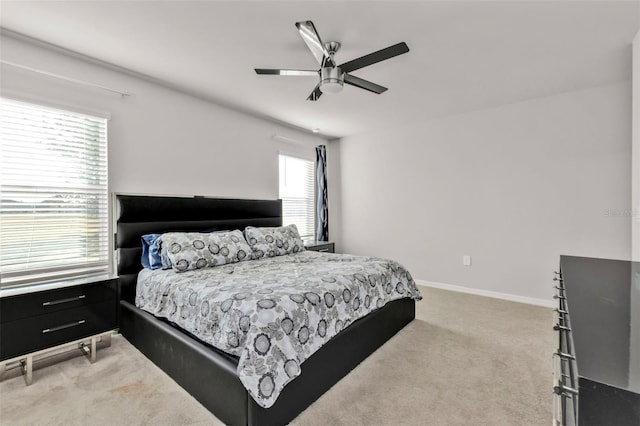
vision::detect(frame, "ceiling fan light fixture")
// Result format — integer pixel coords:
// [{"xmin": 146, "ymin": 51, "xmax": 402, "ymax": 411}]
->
[
  {"xmin": 320, "ymin": 67, "xmax": 344, "ymax": 93},
  {"xmin": 321, "ymin": 80, "xmax": 343, "ymax": 93}
]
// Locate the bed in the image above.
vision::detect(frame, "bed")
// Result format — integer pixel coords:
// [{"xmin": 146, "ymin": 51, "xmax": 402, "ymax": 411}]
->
[{"xmin": 116, "ymin": 194, "xmax": 418, "ymax": 425}]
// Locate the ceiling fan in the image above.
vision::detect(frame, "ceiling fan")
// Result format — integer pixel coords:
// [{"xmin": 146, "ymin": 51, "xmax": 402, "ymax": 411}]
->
[{"xmin": 255, "ymin": 20, "xmax": 409, "ymax": 101}]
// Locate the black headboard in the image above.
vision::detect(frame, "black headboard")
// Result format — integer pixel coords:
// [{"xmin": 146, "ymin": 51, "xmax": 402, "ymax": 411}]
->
[{"xmin": 116, "ymin": 194, "xmax": 282, "ymax": 303}]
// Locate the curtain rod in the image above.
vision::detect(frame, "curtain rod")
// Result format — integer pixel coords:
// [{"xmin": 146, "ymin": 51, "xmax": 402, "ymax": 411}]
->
[{"xmin": 1, "ymin": 60, "xmax": 133, "ymax": 97}]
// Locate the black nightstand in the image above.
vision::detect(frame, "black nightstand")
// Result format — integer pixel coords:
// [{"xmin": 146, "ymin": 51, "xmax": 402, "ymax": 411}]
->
[
  {"xmin": 305, "ymin": 241, "xmax": 335, "ymax": 253},
  {"xmin": 0, "ymin": 276, "xmax": 119, "ymax": 385}
]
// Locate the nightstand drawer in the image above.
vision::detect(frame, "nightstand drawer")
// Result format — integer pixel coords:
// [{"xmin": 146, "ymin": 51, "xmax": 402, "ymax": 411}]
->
[
  {"xmin": 305, "ymin": 242, "xmax": 335, "ymax": 253},
  {"xmin": 0, "ymin": 299, "xmax": 117, "ymax": 360},
  {"xmin": 0, "ymin": 278, "xmax": 118, "ymax": 322}
]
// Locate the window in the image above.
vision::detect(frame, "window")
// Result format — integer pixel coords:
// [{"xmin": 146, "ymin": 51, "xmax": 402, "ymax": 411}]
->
[
  {"xmin": 279, "ymin": 154, "xmax": 315, "ymax": 240},
  {"xmin": 0, "ymin": 98, "xmax": 109, "ymax": 288}
]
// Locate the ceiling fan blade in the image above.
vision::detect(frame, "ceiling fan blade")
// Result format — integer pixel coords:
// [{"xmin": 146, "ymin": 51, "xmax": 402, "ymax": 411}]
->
[
  {"xmin": 295, "ymin": 21, "xmax": 335, "ymax": 67},
  {"xmin": 255, "ymin": 69, "xmax": 318, "ymax": 76},
  {"xmin": 339, "ymin": 42, "xmax": 409, "ymax": 73},
  {"xmin": 344, "ymin": 74, "xmax": 388, "ymax": 94},
  {"xmin": 307, "ymin": 84, "xmax": 323, "ymax": 101}
]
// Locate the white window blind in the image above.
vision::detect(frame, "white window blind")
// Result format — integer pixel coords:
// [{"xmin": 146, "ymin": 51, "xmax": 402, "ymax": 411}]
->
[
  {"xmin": 279, "ymin": 154, "xmax": 315, "ymax": 240},
  {"xmin": 0, "ymin": 98, "xmax": 109, "ymax": 287}
]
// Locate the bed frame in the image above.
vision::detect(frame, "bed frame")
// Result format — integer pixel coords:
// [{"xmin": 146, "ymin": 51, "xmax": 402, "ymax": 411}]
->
[{"xmin": 116, "ymin": 194, "xmax": 415, "ymax": 425}]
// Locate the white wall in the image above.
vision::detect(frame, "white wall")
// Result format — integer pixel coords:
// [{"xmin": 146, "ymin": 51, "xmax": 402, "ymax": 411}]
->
[
  {"xmin": 337, "ymin": 82, "xmax": 632, "ymax": 303},
  {"xmin": 0, "ymin": 34, "xmax": 327, "ymax": 200}
]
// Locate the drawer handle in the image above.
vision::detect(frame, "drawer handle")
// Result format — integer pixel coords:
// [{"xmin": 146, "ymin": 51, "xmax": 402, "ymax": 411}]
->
[
  {"xmin": 42, "ymin": 295, "xmax": 86, "ymax": 306},
  {"xmin": 318, "ymin": 248, "xmax": 329, "ymax": 252},
  {"xmin": 555, "ymin": 350, "xmax": 576, "ymax": 360},
  {"xmin": 552, "ymin": 354, "xmax": 579, "ymax": 396},
  {"xmin": 554, "ymin": 383, "xmax": 578, "ymax": 396},
  {"xmin": 42, "ymin": 319, "xmax": 86, "ymax": 334}
]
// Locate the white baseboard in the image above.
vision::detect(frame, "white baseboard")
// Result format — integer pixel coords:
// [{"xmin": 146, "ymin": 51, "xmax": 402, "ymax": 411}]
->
[{"xmin": 415, "ymin": 279, "xmax": 555, "ymax": 308}]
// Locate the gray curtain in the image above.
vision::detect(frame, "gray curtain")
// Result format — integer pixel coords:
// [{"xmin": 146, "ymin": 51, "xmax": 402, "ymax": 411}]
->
[{"xmin": 315, "ymin": 145, "xmax": 329, "ymax": 241}]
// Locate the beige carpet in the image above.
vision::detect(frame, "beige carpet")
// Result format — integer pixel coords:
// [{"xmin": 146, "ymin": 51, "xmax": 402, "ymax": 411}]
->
[{"xmin": 0, "ymin": 286, "xmax": 554, "ymax": 425}]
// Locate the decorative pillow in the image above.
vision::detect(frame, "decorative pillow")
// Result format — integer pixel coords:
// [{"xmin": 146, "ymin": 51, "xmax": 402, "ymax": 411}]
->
[
  {"xmin": 159, "ymin": 230, "xmax": 252, "ymax": 272},
  {"xmin": 141, "ymin": 233, "xmax": 163, "ymax": 270},
  {"xmin": 244, "ymin": 224, "xmax": 305, "ymax": 259},
  {"xmin": 158, "ymin": 238, "xmax": 173, "ymax": 270},
  {"xmin": 156, "ymin": 227, "xmax": 219, "ymax": 270}
]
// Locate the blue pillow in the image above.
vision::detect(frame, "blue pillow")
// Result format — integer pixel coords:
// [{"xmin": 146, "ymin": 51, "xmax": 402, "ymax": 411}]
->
[{"xmin": 141, "ymin": 233, "xmax": 163, "ymax": 269}]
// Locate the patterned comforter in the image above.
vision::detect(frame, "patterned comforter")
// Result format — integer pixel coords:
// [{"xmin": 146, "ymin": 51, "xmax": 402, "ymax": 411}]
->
[{"xmin": 135, "ymin": 250, "xmax": 422, "ymax": 408}]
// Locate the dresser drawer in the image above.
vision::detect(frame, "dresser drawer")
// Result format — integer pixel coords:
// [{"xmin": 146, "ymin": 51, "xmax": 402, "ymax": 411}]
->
[
  {"xmin": 0, "ymin": 278, "xmax": 118, "ymax": 323},
  {"xmin": 0, "ymin": 299, "xmax": 117, "ymax": 360}
]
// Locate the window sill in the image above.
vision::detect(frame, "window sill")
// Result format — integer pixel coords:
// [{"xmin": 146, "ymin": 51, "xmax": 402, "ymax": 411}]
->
[{"xmin": 0, "ymin": 273, "xmax": 118, "ymax": 298}]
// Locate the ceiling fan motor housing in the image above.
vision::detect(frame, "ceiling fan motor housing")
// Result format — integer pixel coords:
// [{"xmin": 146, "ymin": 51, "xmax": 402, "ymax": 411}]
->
[{"xmin": 320, "ymin": 67, "xmax": 344, "ymax": 93}]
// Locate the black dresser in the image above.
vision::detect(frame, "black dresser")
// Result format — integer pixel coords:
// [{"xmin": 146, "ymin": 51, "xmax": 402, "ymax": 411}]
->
[
  {"xmin": 0, "ymin": 276, "xmax": 119, "ymax": 384},
  {"xmin": 555, "ymin": 256, "xmax": 640, "ymax": 426}
]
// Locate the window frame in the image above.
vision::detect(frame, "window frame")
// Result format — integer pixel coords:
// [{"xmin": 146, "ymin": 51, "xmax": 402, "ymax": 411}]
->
[
  {"xmin": 278, "ymin": 152, "xmax": 316, "ymax": 241},
  {"xmin": 0, "ymin": 97, "xmax": 112, "ymax": 289}
]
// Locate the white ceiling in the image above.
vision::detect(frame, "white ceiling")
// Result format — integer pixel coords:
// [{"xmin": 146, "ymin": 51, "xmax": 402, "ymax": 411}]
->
[{"xmin": 1, "ymin": 1, "xmax": 639, "ymax": 138}]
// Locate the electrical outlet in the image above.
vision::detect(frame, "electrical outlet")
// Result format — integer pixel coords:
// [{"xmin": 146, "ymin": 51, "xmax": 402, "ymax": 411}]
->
[{"xmin": 463, "ymin": 255, "xmax": 471, "ymax": 266}]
